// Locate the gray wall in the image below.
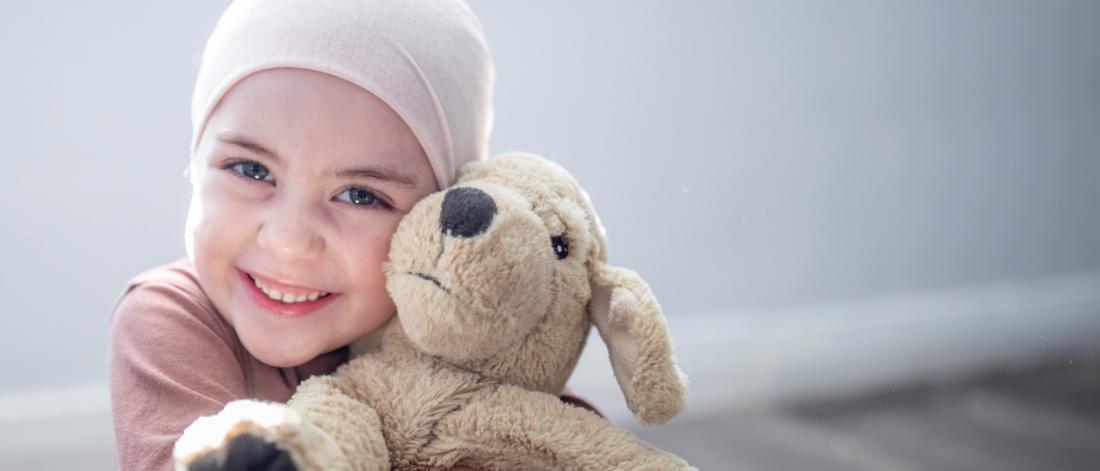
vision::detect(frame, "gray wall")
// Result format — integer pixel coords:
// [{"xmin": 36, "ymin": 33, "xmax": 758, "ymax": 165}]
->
[
  {"xmin": 1, "ymin": 1, "xmax": 1097, "ymax": 393},
  {"xmin": 473, "ymin": 0, "xmax": 1100, "ymax": 313}
]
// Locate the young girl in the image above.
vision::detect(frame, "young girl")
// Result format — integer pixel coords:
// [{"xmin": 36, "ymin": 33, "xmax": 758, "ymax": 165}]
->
[{"xmin": 108, "ymin": 1, "xmax": 597, "ymax": 469}]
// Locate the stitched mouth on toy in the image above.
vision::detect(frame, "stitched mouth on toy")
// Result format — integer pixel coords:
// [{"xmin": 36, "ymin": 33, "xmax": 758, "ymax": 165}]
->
[{"xmin": 408, "ymin": 271, "xmax": 452, "ymax": 296}]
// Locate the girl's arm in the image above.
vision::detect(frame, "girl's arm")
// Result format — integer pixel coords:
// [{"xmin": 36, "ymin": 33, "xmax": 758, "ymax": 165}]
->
[
  {"xmin": 109, "ymin": 265, "xmax": 604, "ymax": 471},
  {"xmin": 109, "ymin": 278, "xmax": 250, "ymax": 471}
]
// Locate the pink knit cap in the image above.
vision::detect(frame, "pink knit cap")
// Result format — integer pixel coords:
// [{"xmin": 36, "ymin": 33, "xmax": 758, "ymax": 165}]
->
[{"xmin": 190, "ymin": 0, "xmax": 494, "ymax": 189}]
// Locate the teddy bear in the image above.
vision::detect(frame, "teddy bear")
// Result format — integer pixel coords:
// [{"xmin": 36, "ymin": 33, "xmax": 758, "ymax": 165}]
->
[{"xmin": 173, "ymin": 153, "xmax": 694, "ymax": 471}]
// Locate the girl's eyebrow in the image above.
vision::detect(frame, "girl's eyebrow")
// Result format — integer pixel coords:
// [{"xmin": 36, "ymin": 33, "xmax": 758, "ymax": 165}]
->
[
  {"xmin": 336, "ymin": 167, "xmax": 417, "ymax": 188},
  {"xmin": 219, "ymin": 133, "xmax": 278, "ymax": 161},
  {"xmin": 217, "ymin": 132, "xmax": 418, "ymax": 188}
]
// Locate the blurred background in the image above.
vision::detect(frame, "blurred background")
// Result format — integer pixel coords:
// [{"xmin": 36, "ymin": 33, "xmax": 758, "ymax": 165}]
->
[{"xmin": 1, "ymin": 1, "xmax": 1098, "ymax": 469}]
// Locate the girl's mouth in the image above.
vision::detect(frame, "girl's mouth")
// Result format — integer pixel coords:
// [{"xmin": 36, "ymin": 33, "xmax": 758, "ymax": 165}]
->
[{"xmin": 237, "ymin": 269, "xmax": 339, "ymax": 317}]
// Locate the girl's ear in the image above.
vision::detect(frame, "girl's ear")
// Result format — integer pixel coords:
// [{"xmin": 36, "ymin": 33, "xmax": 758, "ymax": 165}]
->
[{"xmin": 588, "ymin": 263, "xmax": 687, "ymax": 425}]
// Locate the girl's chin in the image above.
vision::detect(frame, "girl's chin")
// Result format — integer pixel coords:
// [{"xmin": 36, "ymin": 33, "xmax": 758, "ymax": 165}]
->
[
  {"xmin": 239, "ymin": 332, "xmax": 325, "ymax": 368},
  {"xmin": 254, "ymin": 348, "xmax": 321, "ymax": 368}
]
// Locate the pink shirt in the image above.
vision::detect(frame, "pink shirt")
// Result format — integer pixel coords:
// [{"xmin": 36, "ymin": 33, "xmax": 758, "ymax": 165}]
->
[{"xmin": 108, "ymin": 259, "xmax": 599, "ymax": 470}]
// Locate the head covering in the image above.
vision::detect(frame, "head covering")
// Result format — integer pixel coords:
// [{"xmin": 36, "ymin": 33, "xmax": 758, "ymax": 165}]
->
[{"xmin": 190, "ymin": 0, "xmax": 494, "ymax": 190}]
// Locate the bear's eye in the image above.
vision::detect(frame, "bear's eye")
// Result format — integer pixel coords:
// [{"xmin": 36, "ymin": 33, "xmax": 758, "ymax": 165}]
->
[{"xmin": 551, "ymin": 235, "xmax": 569, "ymax": 260}]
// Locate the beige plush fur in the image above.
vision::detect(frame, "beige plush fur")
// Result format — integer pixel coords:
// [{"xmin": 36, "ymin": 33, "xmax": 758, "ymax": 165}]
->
[{"xmin": 174, "ymin": 153, "xmax": 693, "ymax": 470}]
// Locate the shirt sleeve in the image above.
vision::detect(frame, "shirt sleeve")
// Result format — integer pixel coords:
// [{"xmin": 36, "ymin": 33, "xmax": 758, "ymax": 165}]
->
[
  {"xmin": 560, "ymin": 385, "xmax": 605, "ymax": 419},
  {"xmin": 107, "ymin": 266, "xmax": 605, "ymax": 471},
  {"xmin": 108, "ymin": 279, "xmax": 249, "ymax": 471}
]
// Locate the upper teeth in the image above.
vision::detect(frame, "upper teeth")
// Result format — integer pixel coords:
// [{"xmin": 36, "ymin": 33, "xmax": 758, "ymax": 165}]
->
[{"xmin": 252, "ymin": 275, "xmax": 329, "ymax": 304}]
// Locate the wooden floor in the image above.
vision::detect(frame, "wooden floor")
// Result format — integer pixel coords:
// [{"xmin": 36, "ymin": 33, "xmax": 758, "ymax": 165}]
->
[
  {"xmin": 3, "ymin": 360, "xmax": 1096, "ymax": 470},
  {"xmin": 632, "ymin": 359, "xmax": 1100, "ymax": 471}
]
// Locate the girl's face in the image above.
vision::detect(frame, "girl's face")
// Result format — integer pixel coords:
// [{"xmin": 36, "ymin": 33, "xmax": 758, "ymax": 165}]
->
[{"xmin": 185, "ymin": 68, "xmax": 438, "ymax": 367}]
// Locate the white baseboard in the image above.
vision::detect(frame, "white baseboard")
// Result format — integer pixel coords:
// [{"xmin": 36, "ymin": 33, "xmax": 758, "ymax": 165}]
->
[
  {"xmin": 0, "ymin": 383, "xmax": 108, "ymax": 425},
  {"xmin": 570, "ymin": 271, "xmax": 1100, "ymax": 425},
  {"xmin": 0, "ymin": 384, "xmax": 114, "ymax": 470}
]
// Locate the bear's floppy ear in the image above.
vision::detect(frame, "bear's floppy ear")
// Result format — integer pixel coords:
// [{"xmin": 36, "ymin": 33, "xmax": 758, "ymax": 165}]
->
[{"xmin": 589, "ymin": 263, "xmax": 687, "ymax": 425}]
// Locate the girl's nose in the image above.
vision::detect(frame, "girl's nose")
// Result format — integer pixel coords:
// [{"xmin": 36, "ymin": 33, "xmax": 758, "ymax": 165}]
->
[{"xmin": 257, "ymin": 216, "xmax": 325, "ymax": 261}]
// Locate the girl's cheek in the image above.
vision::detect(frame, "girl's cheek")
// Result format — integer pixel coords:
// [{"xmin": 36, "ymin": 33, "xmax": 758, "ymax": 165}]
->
[
  {"xmin": 206, "ymin": 170, "xmax": 273, "ymax": 201},
  {"xmin": 332, "ymin": 203, "xmax": 403, "ymax": 239},
  {"xmin": 332, "ymin": 218, "xmax": 400, "ymax": 279},
  {"xmin": 193, "ymin": 183, "xmax": 263, "ymax": 248},
  {"xmin": 200, "ymin": 170, "xmax": 275, "ymax": 216}
]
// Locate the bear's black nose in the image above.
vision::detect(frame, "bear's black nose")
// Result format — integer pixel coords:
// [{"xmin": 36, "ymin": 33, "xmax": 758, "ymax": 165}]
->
[{"xmin": 441, "ymin": 187, "xmax": 496, "ymax": 238}]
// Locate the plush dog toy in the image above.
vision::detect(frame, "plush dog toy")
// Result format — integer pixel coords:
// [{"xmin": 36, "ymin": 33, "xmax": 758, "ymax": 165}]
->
[{"xmin": 174, "ymin": 153, "xmax": 693, "ymax": 470}]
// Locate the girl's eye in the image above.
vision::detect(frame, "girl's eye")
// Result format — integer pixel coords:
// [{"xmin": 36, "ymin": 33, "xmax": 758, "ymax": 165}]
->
[
  {"xmin": 337, "ymin": 187, "xmax": 390, "ymax": 209},
  {"xmin": 227, "ymin": 160, "xmax": 273, "ymax": 183}
]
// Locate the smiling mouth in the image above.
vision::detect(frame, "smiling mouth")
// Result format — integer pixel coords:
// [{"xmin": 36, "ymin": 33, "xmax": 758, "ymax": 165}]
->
[{"xmin": 408, "ymin": 272, "xmax": 452, "ymax": 295}]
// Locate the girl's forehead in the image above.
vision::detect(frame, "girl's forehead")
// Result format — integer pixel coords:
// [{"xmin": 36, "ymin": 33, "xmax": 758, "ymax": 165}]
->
[
  {"xmin": 215, "ymin": 69, "xmax": 409, "ymax": 133},
  {"xmin": 203, "ymin": 69, "xmax": 427, "ymax": 167}
]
